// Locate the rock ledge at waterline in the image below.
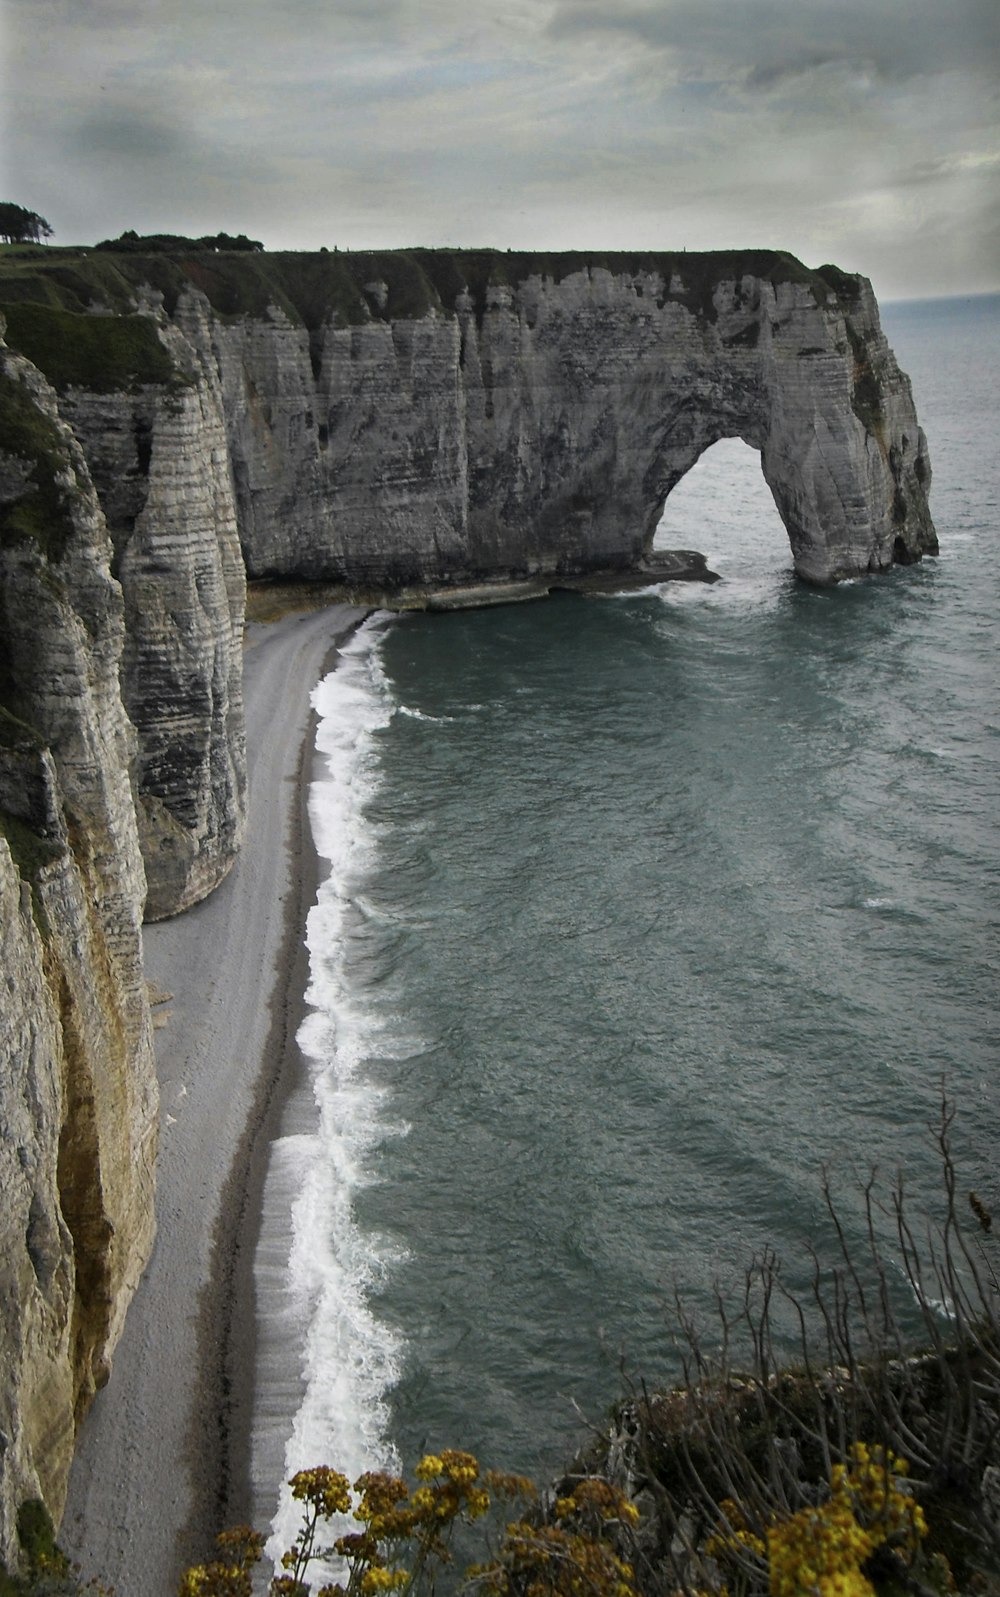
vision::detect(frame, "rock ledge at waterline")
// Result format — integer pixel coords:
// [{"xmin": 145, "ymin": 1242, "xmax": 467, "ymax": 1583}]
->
[{"xmin": 0, "ymin": 246, "xmax": 935, "ymax": 1572}]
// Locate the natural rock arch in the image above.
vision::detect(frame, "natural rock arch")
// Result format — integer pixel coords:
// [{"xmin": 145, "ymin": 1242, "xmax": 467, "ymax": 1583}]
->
[
  {"xmin": 650, "ymin": 435, "xmax": 787, "ymax": 559},
  {"xmin": 430, "ymin": 264, "xmax": 938, "ymax": 590},
  {"xmin": 174, "ymin": 253, "xmax": 936, "ymax": 594}
]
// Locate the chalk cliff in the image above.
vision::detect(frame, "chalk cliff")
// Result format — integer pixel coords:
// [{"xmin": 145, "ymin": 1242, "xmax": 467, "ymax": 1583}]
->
[
  {"xmin": 0, "ymin": 339, "xmax": 157, "ymax": 1568},
  {"xmin": 206, "ymin": 254, "xmax": 936, "ymax": 592},
  {"xmin": 0, "ymin": 247, "xmax": 935, "ymax": 1569},
  {"xmin": 55, "ymin": 317, "xmax": 247, "ymax": 922}
]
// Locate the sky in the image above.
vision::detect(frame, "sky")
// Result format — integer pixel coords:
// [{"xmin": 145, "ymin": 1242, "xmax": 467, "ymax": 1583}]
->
[{"xmin": 3, "ymin": 0, "xmax": 999, "ymax": 301}]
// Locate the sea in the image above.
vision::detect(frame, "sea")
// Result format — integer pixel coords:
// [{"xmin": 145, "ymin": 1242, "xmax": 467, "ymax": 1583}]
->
[{"xmin": 250, "ymin": 292, "xmax": 999, "ymax": 1568}]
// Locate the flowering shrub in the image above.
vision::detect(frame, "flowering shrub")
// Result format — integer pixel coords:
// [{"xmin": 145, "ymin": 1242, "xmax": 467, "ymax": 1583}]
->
[
  {"xmin": 699, "ymin": 1444, "xmax": 930, "ymax": 1597},
  {"xmin": 471, "ymin": 1476, "xmax": 639, "ymax": 1597},
  {"xmin": 178, "ymin": 1526, "xmax": 265, "ymax": 1597},
  {"xmin": 767, "ymin": 1444, "xmax": 926, "ymax": 1597},
  {"xmin": 179, "ymin": 1441, "xmax": 947, "ymax": 1597},
  {"xmin": 180, "ymin": 1452, "xmax": 641, "ymax": 1597}
]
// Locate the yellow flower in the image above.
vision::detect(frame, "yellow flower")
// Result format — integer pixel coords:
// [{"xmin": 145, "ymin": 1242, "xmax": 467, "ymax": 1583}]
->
[
  {"xmin": 289, "ymin": 1466, "xmax": 353, "ymax": 1518},
  {"xmin": 440, "ymin": 1449, "xmax": 480, "ymax": 1485},
  {"xmin": 467, "ymin": 1488, "xmax": 491, "ymax": 1520},
  {"xmin": 360, "ymin": 1567, "xmax": 409, "ymax": 1593}
]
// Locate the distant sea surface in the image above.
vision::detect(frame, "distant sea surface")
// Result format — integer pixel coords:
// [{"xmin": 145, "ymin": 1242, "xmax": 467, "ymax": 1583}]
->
[{"xmin": 251, "ymin": 293, "xmax": 999, "ymax": 1560}]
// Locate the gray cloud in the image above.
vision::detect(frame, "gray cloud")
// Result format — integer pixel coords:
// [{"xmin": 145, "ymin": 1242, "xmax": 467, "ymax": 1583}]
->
[
  {"xmin": 75, "ymin": 108, "xmax": 193, "ymax": 162},
  {"xmin": 547, "ymin": 0, "xmax": 1000, "ymax": 85},
  {"xmin": 1, "ymin": 0, "xmax": 997, "ymax": 298},
  {"xmin": 895, "ymin": 150, "xmax": 1000, "ymax": 187}
]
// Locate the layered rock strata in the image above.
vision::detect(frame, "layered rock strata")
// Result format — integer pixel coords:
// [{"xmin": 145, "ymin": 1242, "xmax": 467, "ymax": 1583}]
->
[
  {"xmin": 0, "ymin": 338, "xmax": 158, "ymax": 1570},
  {"xmin": 56, "ymin": 309, "xmax": 247, "ymax": 921},
  {"xmin": 208, "ymin": 259, "xmax": 936, "ymax": 592}
]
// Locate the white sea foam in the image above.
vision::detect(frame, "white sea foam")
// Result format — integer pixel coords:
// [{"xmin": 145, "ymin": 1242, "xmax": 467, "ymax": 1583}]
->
[
  {"xmin": 254, "ymin": 613, "xmax": 410, "ymax": 1574},
  {"xmin": 397, "ymin": 703, "xmax": 455, "ymax": 723},
  {"xmin": 597, "ymin": 583, "xmax": 670, "ymax": 600}
]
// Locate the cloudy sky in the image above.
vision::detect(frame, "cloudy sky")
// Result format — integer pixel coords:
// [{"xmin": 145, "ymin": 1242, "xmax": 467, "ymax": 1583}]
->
[{"xmin": 3, "ymin": 0, "xmax": 998, "ymax": 300}]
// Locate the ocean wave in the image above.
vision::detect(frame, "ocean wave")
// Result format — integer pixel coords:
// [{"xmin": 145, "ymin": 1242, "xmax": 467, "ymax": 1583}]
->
[{"xmin": 259, "ymin": 611, "xmax": 409, "ymax": 1575}]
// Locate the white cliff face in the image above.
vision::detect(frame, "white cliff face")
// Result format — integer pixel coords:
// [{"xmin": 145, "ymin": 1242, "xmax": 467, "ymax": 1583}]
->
[
  {"xmin": 753, "ymin": 275, "xmax": 934, "ymax": 582},
  {"xmin": 0, "ymin": 839, "xmax": 75, "ymax": 1563},
  {"xmin": 210, "ymin": 303, "xmax": 472, "ymax": 583},
  {"xmin": 166, "ymin": 260, "xmax": 933, "ymax": 591},
  {"xmin": 0, "ymin": 343, "xmax": 157, "ymax": 1569},
  {"xmin": 57, "ymin": 308, "xmax": 246, "ymax": 921}
]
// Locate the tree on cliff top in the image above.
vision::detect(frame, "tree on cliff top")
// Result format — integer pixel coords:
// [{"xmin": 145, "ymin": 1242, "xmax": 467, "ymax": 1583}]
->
[
  {"xmin": 0, "ymin": 205, "xmax": 53, "ymax": 245},
  {"xmin": 93, "ymin": 228, "xmax": 263, "ymax": 252}
]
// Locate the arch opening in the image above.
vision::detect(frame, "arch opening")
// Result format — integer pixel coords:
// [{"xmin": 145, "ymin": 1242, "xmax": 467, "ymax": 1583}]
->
[{"xmin": 652, "ymin": 437, "xmax": 792, "ymax": 583}]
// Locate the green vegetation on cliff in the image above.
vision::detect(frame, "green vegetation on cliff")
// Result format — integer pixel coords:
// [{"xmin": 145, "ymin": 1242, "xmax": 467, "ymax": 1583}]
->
[
  {"xmin": 0, "ymin": 241, "xmax": 870, "ymax": 404},
  {"xmin": 0, "ymin": 243, "xmax": 861, "ymax": 366},
  {"xmin": 0, "ymin": 367, "xmax": 76, "ymax": 557},
  {"xmin": 0, "ymin": 205, "xmax": 52, "ymax": 247},
  {"xmin": 0, "ymin": 711, "xmax": 63, "ymax": 931},
  {"xmin": 94, "ymin": 228, "xmax": 264, "ymax": 253},
  {"xmin": 0, "ymin": 242, "xmax": 867, "ymax": 401},
  {"xmin": 2, "ymin": 302, "xmax": 178, "ymax": 392},
  {"xmin": 414, "ymin": 245, "xmax": 841, "ymax": 324},
  {"xmin": 0, "ymin": 1500, "xmax": 73, "ymax": 1595},
  {"xmin": 0, "ymin": 806, "xmax": 62, "ymax": 898}
]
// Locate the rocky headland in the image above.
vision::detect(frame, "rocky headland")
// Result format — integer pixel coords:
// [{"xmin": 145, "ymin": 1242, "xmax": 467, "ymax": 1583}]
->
[{"xmin": 0, "ymin": 245, "xmax": 936, "ymax": 1581}]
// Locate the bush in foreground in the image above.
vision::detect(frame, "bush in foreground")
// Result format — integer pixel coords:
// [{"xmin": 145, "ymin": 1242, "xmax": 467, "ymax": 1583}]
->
[{"xmin": 180, "ymin": 1454, "xmax": 642, "ymax": 1597}]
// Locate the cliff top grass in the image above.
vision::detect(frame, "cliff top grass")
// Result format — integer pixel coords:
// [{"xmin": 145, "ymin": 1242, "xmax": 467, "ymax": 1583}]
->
[{"xmin": 0, "ymin": 244, "xmax": 862, "ymax": 346}]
